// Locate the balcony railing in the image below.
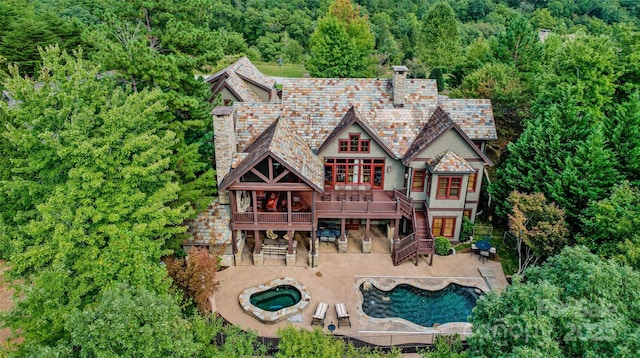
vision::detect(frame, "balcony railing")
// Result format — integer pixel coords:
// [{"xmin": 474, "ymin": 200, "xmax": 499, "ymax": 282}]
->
[{"xmin": 232, "ymin": 212, "xmax": 312, "ymax": 224}]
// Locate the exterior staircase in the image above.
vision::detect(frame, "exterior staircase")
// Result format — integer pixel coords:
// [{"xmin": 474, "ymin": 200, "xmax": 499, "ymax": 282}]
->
[{"xmin": 392, "ymin": 207, "xmax": 435, "ymax": 266}]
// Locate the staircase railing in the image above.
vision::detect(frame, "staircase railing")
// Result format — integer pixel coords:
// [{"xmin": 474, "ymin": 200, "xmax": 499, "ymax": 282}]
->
[{"xmin": 392, "ymin": 233, "xmax": 417, "ymax": 265}]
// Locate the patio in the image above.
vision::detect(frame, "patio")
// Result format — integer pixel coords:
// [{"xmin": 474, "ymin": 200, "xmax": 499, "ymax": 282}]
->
[{"xmin": 213, "ymin": 232, "xmax": 509, "ymax": 339}]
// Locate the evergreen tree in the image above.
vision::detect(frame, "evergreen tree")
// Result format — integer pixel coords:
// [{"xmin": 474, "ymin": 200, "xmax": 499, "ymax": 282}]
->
[
  {"xmin": 580, "ymin": 181, "xmax": 640, "ymax": 269},
  {"xmin": 547, "ymin": 124, "xmax": 622, "ymax": 230},
  {"xmin": 418, "ymin": 1, "xmax": 462, "ymax": 70},
  {"xmin": 0, "ymin": 48, "xmax": 190, "ymax": 350},
  {"xmin": 307, "ymin": 0, "xmax": 376, "ymax": 78}
]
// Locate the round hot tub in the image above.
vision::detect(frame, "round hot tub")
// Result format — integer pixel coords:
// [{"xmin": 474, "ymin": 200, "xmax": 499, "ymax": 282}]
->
[{"xmin": 239, "ymin": 277, "xmax": 310, "ymax": 324}]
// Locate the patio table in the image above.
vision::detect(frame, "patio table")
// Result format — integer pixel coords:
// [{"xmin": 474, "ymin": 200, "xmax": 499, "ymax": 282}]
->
[{"xmin": 476, "ymin": 240, "xmax": 492, "ymax": 252}]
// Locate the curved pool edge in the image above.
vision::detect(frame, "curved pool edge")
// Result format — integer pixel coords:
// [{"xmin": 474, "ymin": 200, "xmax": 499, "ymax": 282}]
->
[
  {"xmin": 354, "ymin": 276, "xmax": 487, "ymax": 333},
  {"xmin": 239, "ymin": 277, "xmax": 310, "ymax": 324}
]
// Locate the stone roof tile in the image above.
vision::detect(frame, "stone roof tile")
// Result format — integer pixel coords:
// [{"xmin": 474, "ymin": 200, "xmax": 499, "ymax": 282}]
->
[{"xmin": 427, "ymin": 151, "xmax": 475, "ymax": 173}]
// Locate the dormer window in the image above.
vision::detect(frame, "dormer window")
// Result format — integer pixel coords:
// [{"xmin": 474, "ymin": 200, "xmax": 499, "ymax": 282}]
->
[{"xmin": 339, "ymin": 133, "xmax": 370, "ymax": 153}]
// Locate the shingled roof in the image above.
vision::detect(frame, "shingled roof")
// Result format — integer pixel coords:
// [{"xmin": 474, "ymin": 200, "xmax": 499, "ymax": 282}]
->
[
  {"xmin": 219, "ymin": 116, "xmax": 324, "ymax": 191},
  {"xmin": 403, "ymin": 107, "xmax": 493, "ymax": 165},
  {"xmin": 427, "ymin": 151, "xmax": 475, "ymax": 173},
  {"xmin": 206, "ymin": 56, "xmax": 276, "ymax": 103}
]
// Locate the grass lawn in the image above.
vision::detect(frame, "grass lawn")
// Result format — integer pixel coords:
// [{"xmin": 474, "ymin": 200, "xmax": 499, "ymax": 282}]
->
[{"xmin": 255, "ymin": 62, "xmax": 307, "ymax": 78}]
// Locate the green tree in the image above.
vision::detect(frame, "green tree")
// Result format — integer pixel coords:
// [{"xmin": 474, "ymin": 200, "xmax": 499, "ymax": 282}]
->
[
  {"xmin": 276, "ymin": 327, "xmax": 345, "ymax": 358},
  {"xmin": 0, "ymin": 0, "xmax": 84, "ymax": 76},
  {"xmin": 490, "ymin": 88, "xmax": 592, "ymax": 222},
  {"xmin": 0, "ymin": 47, "xmax": 189, "ymax": 350},
  {"xmin": 419, "ymin": 1, "xmax": 462, "ymax": 70},
  {"xmin": 65, "ymin": 283, "xmax": 200, "ymax": 357},
  {"xmin": 547, "ymin": 124, "xmax": 622, "ymax": 229},
  {"xmin": 507, "ymin": 191, "xmax": 569, "ymax": 274},
  {"xmin": 580, "ymin": 181, "xmax": 640, "ymax": 269},
  {"xmin": 307, "ymin": 0, "xmax": 376, "ymax": 77},
  {"xmin": 83, "ymin": 0, "xmax": 222, "ymax": 212},
  {"xmin": 470, "ymin": 246, "xmax": 640, "ymax": 357}
]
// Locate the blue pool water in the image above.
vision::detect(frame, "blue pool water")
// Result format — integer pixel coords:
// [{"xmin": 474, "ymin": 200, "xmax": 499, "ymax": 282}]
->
[
  {"xmin": 360, "ymin": 283, "xmax": 481, "ymax": 327},
  {"xmin": 250, "ymin": 285, "xmax": 302, "ymax": 312}
]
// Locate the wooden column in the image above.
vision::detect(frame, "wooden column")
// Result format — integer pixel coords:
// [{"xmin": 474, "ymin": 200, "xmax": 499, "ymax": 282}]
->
[
  {"xmin": 393, "ymin": 218, "xmax": 400, "ymax": 241},
  {"xmin": 341, "ymin": 218, "xmax": 346, "ymax": 240},
  {"xmin": 231, "ymin": 229, "xmax": 237, "ymax": 266},
  {"xmin": 252, "ymin": 191, "xmax": 258, "ymax": 224},
  {"xmin": 287, "ymin": 191, "xmax": 292, "ymax": 224},
  {"xmin": 254, "ymin": 230, "xmax": 261, "ymax": 253}
]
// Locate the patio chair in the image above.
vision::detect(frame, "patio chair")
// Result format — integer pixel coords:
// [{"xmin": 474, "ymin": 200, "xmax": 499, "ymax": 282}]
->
[
  {"xmin": 470, "ymin": 243, "xmax": 479, "ymax": 256},
  {"xmin": 336, "ymin": 303, "xmax": 351, "ymax": 327},
  {"xmin": 489, "ymin": 247, "xmax": 497, "ymax": 258},
  {"xmin": 311, "ymin": 302, "xmax": 328, "ymax": 327},
  {"xmin": 480, "ymin": 250, "xmax": 490, "ymax": 263}
]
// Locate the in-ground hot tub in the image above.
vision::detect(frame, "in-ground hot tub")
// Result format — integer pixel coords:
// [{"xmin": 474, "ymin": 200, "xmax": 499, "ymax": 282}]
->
[{"xmin": 239, "ymin": 277, "xmax": 310, "ymax": 324}]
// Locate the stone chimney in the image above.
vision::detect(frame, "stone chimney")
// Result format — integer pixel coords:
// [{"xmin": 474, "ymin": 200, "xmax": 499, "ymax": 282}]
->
[
  {"xmin": 392, "ymin": 65, "xmax": 409, "ymax": 107},
  {"xmin": 212, "ymin": 106, "xmax": 237, "ymax": 204}
]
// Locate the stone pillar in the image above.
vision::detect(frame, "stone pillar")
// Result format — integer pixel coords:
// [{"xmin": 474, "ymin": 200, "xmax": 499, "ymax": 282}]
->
[
  {"xmin": 286, "ymin": 253, "xmax": 296, "ymax": 267},
  {"xmin": 212, "ymin": 106, "xmax": 237, "ymax": 204},
  {"xmin": 362, "ymin": 219, "xmax": 371, "ymax": 253},
  {"xmin": 339, "ymin": 218, "xmax": 348, "ymax": 253},
  {"xmin": 253, "ymin": 252, "xmax": 264, "ymax": 266},
  {"xmin": 234, "ymin": 230, "xmax": 244, "ymax": 265},
  {"xmin": 308, "ymin": 237, "xmax": 319, "ymax": 267}
]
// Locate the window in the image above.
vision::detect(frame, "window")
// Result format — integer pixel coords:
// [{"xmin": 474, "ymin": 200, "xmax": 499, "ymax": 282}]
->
[
  {"xmin": 467, "ymin": 172, "xmax": 477, "ymax": 192},
  {"xmin": 411, "ymin": 170, "xmax": 426, "ymax": 192},
  {"xmin": 432, "ymin": 217, "xmax": 456, "ymax": 238},
  {"xmin": 338, "ymin": 133, "xmax": 370, "ymax": 153},
  {"xmin": 323, "ymin": 158, "xmax": 385, "ymax": 188},
  {"xmin": 436, "ymin": 176, "xmax": 462, "ymax": 199},
  {"xmin": 464, "ymin": 210, "xmax": 472, "ymax": 219}
]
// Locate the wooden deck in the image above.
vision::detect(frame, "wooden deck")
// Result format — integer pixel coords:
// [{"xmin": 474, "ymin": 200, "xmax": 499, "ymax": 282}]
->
[{"xmin": 231, "ymin": 190, "xmax": 408, "ymax": 228}]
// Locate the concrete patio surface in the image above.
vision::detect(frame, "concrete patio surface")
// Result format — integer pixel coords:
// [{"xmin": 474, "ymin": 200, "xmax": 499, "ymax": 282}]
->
[{"xmin": 213, "ymin": 230, "xmax": 508, "ymax": 340}]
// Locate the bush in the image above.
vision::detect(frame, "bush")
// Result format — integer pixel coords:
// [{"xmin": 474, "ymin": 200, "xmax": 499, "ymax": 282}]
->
[
  {"xmin": 435, "ymin": 236, "xmax": 452, "ymax": 255},
  {"xmin": 460, "ymin": 217, "xmax": 474, "ymax": 242}
]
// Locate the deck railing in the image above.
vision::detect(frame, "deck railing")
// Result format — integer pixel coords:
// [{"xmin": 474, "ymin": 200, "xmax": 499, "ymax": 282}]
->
[
  {"xmin": 232, "ymin": 212, "xmax": 312, "ymax": 224},
  {"xmin": 315, "ymin": 200, "xmax": 399, "ymax": 214}
]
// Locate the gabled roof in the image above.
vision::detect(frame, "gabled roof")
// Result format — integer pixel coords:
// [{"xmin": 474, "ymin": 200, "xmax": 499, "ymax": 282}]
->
[
  {"xmin": 402, "ymin": 107, "xmax": 493, "ymax": 165},
  {"xmin": 438, "ymin": 97, "xmax": 497, "ymax": 140},
  {"xmin": 427, "ymin": 151, "xmax": 475, "ymax": 173},
  {"xmin": 316, "ymin": 106, "xmax": 396, "ymax": 157},
  {"xmin": 219, "ymin": 116, "xmax": 324, "ymax": 191},
  {"xmin": 206, "ymin": 56, "xmax": 276, "ymax": 102}
]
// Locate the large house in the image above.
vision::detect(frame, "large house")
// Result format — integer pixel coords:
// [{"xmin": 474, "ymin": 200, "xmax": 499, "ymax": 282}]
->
[{"xmin": 184, "ymin": 57, "xmax": 496, "ymax": 268}]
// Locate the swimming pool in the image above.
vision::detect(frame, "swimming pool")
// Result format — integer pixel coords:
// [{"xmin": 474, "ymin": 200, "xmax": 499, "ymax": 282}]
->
[{"xmin": 360, "ymin": 282, "xmax": 481, "ymax": 327}]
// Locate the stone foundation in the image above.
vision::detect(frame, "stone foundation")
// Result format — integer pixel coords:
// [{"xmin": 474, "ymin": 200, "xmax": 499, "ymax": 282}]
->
[
  {"xmin": 286, "ymin": 253, "xmax": 296, "ymax": 267},
  {"xmin": 362, "ymin": 239, "xmax": 372, "ymax": 253},
  {"xmin": 253, "ymin": 252, "xmax": 264, "ymax": 266},
  {"xmin": 338, "ymin": 238, "xmax": 348, "ymax": 253}
]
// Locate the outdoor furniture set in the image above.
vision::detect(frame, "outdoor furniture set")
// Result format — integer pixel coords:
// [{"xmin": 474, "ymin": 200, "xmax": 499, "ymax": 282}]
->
[{"xmin": 311, "ymin": 302, "xmax": 351, "ymax": 328}]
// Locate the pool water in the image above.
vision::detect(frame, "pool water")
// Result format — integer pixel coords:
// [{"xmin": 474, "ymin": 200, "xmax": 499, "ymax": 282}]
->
[
  {"xmin": 360, "ymin": 283, "xmax": 481, "ymax": 327},
  {"xmin": 250, "ymin": 285, "xmax": 302, "ymax": 311}
]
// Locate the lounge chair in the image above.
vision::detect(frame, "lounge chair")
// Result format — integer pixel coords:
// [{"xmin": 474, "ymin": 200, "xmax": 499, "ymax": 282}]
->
[
  {"xmin": 336, "ymin": 303, "xmax": 351, "ymax": 327},
  {"xmin": 311, "ymin": 302, "xmax": 328, "ymax": 327}
]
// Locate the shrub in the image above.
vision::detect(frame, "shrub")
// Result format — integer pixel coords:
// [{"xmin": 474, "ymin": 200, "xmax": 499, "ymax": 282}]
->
[
  {"xmin": 460, "ymin": 217, "xmax": 474, "ymax": 242},
  {"xmin": 435, "ymin": 236, "xmax": 452, "ymax": 255}
]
